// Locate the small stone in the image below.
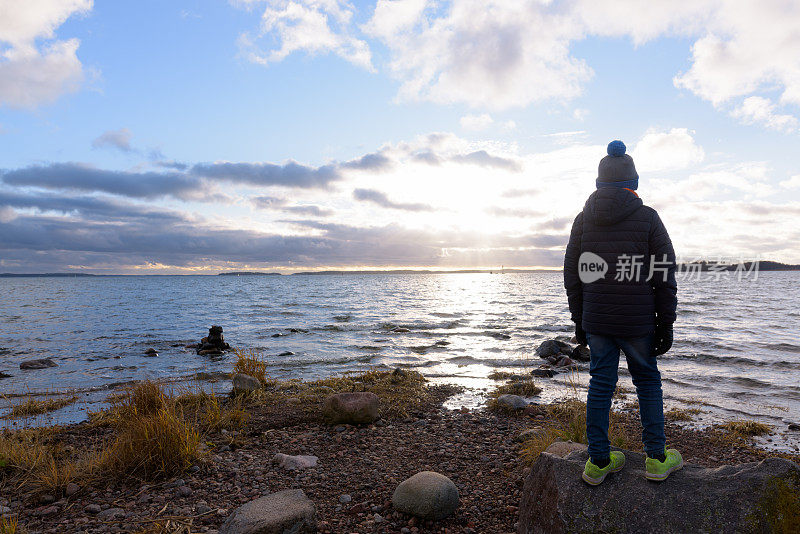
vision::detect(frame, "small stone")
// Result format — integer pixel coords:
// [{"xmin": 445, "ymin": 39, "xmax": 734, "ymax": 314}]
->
[
  {"xmin": 97, "ymin": 507, "xmax": 124, "ymax": 519},
  {"xmin": 65, "ymin": 482, "xmax": 79, "ymax": 496},
  {"xmin": 178, "ymin": 485, "xmax": 193, "ymax": 497},
  {"xmin": 273, "ymin": 453, "xmax": 318, "ymax": 471},
  {"xmin": 166, "ymin": 478, "xmax": 186, "ymax": 488},
  {"xmin": 85, "ymin": 504, "xmax": 102, "ymax": 514},
  {"xmin": 144, "ymin": 348, "xmax": 158, "ymax": 356},
  {"xmin": 788, "ymin": 423, "xmax": 800, "ymax": 431},
  {"xmin": 323, "ymin": 392, "xmax": 379, "ymax": 424},
  {"xmin": 339, "ymin": 494, "xmax": 352, "ymax": 504},
  {"xmin": 196, "ymin": 504, "xmax": 213, "ymax": 514},
  {"xmin": 374, "ymin": 513, "xmax": 384, "ymax": 523},
  {"xmin": 40, "ymin": 494, "xmax": 55, "ymax": 504}
]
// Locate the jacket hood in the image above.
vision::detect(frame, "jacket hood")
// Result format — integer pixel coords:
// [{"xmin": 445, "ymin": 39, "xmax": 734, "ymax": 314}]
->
[{"xmin": 582, "ymin": 187, "xmax": 643, "ymax": 226}]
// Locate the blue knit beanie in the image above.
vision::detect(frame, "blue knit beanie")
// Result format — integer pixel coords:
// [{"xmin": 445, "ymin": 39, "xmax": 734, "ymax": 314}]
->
[{"xmin": 596, "ymin": 140, "xmax": 638, "ymax": 190}]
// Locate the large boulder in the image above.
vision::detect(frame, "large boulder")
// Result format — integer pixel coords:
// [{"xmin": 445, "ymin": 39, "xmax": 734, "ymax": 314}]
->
[
  {"xmin": 517, "ymin": 443, "xmax": 800, "ymax": 534},
  {"xmin": 392, "ymin": 471, "xmax": 459, "ymax": 520},
  {"xmin": 19, "ymin": 358, "xmax": 58, "ymax": 370},
  {"xmin": 219, "ymin": 489, "xmax": 316, "ymax": 534},
  {"xmin": 323, "ymin": 392, "xmax": 379, "ymax": 424},
  {"xmin": 496, "ymin": 394, "xmax": 529, "ymax": 410}
]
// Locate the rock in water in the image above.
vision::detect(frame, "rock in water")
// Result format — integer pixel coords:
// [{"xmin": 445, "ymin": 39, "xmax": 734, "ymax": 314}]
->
[
  {"xmin": 517, "ymin": 443, "xmax": 800, "ymax": 534},
  {"xmin": 392, "ymin": 471, "xmax": 459, "ymax": 520},
  {"xmin": 535, "ymin": 339, "xmax": 572, "ymax": 359},
  {"xmin": 497, "ymin": 394, "xmax": 528, "ymax": 410},
  {"xmin": 323, "ymin": 392, "xmax": 379, "ymax": 424},
  {"xmin": 232, "ymin": 373, "xmax": 261, "ymax": 393},
  {"xmin": 196, "ymin": 325, "xmax": 231, "ymax": 355},
  {"xmin": 19, "ymin": 358, "xmax": 58, "ymax": 370},
  {"xmin": 219, "ymin": 489, "xmax": 316, "ymax": 534},
  {"xmin": 273, "ymin": 453, "xmax": 318, "ymax": 470}
]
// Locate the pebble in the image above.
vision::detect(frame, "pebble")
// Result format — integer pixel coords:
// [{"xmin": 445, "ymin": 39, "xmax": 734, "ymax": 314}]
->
[
  {"xmin": 339, "ymin": 494, "xmax": 352, "ymax": 503},
  {"xmin": 85, "ymin": 504, "xmax": 101, "ymax": 514},
  {"xmin": 178, "ymin": 485, "xmax": 193, "ymax": 497},
  {"xmin": 40, "ymin": 494, "xmax": 55, "ymax": 504},
  {"xmin": 96, "ymin": 507, "xmax": 124, "ymax": 519},
  {"xmin": 65, "ymin": 482, "xmax": 79, "ymax": 496}
]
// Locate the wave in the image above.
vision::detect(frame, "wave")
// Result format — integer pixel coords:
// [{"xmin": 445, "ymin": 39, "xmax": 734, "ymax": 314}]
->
[
  {"xmin": 445, "ymin": 355, "xmax": 544, "ymax": 368},
  {"xmin": 670, "ymin": 352, "xmax": 800, "ymax": 371}
]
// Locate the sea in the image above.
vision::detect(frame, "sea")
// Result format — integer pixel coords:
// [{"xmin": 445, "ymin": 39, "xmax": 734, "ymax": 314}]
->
[{"xmin": 1, "ymin": 272, "xmax": 798, "ymax": 449}]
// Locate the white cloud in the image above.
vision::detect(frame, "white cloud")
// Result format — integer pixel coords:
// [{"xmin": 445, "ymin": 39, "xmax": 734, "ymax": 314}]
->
[
  {"xmin": 92, "ymin": 128, "xmax": 133, "ymax": 152},
  {"xmin": 0, "ymin": 0, "xmax": 91, "ymax": 109},
  {"xmin": 730, "ymin": 96, "xmax": 798, "ymax": 133},
  {"xmin": 779, "ymin": 175, "xmax": 800, "ymax": 189},
  {"xmin": 460, "ymin": 113, "xmax": 493, "ymax": 131},
  {"xmin": 236, "ymin": 0, "xmax": 373, "ymax": 70},
  {"xmin": 632, "ymin": 128, "xmax": 705, "ymax": 173},
  {"xmin": 572, "ymin": 108, "xmax": 589, "ymax": 121}
]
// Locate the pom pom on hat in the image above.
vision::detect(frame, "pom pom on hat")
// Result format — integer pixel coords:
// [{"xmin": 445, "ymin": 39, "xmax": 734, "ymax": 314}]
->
[{"xmin": 607, "ymin": 140, "xmax": 626, "ymax": 157}]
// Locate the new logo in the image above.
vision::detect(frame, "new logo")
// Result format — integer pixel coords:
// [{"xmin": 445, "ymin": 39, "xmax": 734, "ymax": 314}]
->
[{"xmin": 578, "ymin": 252, "xmax": 608, "ymax": 283}]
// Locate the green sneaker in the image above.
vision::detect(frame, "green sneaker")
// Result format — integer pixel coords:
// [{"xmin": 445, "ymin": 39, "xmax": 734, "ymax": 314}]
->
[
  {"xmin": 582, "ymin": 451, "xmax": 625, "ymax": 485},
  {"xmin": 645, "ymin": 448, "xmax": 683, "ymax": 482}
]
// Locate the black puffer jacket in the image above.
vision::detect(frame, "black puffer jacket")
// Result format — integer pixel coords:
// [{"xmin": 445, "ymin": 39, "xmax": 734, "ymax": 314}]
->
[{"xmin": 563, "ymin": 188, "xmax": 677, "ymax": 338}]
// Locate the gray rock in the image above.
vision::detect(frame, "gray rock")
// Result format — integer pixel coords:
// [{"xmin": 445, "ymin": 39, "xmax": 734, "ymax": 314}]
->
[
  {"xmin": 232, "ymin": 373, "xmax": 261, "ymax": 393},
  {"xmin": 19, "ymin": 358, "xmax": 58, "ymax": 370},
  {"xmin": 272, "ymin": 453, "xmax": 318, "ymax": 470},
  {"xmin": 85, "ymin": 504, "xmax": 101, "ymax": 514},
  {"xmin": 219, "ymin": 489, "xmax": 316, "ymax": 534},
  {"xmin": 788, "ymin": 423, "xmax": 800, "ymax": 431},
  {"xmin": 517, "ymin": 443, "xmax": 800, "ymax": 534},
  {"xmin": 515, "ymin": 428, "xmax": 546, "ymax": 443},
  {"xmin": 177, "ymin": 485, "xmax": 193, "ymax": 497},
  {"xmin": 144, "ymin": 348, "xmax": 158, "ymax": 356},
  {"xmin": 392, "ymin": 471, "xmax": 459, "ymax": 521},
  {"xmin": 323, "ymin": 392, "xmax": 379, "ymax": 424},
  {"xmin": 496, "ymin": 394, "xmax": 528, "ymax": 410},
  {"xmin": 96, "ymin": 507, "xmax": 124, "ymax": 519},
  {"xmin": 65, "ymin": 482, "xmax": 79, "ymax": 496},
  {"xmin": 542, "ymin": 440, "xmax": 586, "ymax": 458},
  {"xmin": 530, "ymin": 368, "xmax": 556, "ymax": 378},
  {"xmin": 535, "ymin": 339, "xmax": 572, "ymax": 359},
  {"xmin": 338, "ymin": 494, "xmax": 352, "ymax": 504}
]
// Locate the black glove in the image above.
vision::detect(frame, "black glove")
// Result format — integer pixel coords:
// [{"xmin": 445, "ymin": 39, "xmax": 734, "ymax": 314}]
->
[
  {"xmin": 575, "ymin": 323, "xmax": 587, "ymax": 346},
  {"xmin": 653, "ymin": 324, "xmax": 673, "ymax": 356}
]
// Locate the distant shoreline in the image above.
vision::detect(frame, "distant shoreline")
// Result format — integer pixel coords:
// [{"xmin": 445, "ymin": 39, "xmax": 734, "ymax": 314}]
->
[{"xmin": 2, "ymin": 261, "xmax": 799, "ymax": 277}]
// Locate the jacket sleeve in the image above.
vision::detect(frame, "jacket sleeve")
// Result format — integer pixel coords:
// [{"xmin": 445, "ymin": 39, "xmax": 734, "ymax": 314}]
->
[
  {"xmin": 649, "ymin": 211, "xmax": 678, "ymax": 326},
  {"xmin": 563, "ymin": 213, "xmax": 583, "ymax": 324}
]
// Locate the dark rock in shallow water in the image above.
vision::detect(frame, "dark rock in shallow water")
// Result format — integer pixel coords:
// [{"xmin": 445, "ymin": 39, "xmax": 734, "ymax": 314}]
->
[
  {"xmin": 530, "ymin": 368, "xmax": 556, "ymax": 378},
  {"xmin": 195, "ymin": 325, "xmax": 230, "ymax": 355},
  {"xmin": 0, "ymin": 371, "xmax": 12, "ymax": 379},
  {"xmin": 19, "ymin": 358, "xmax": 58, "ymax": 370},
  {"xmin": 517, "ymin": 442, "xmax": 800, "ymax": 534},
  {"xmin": 789, "ymin": 423, "xmax": 800, "ymax": 431},
  {"xmin": 487, "ymin": 331, "xmax": 512, "ymax": 340},
  {"xmin": 535, "ymin": 339, "xmax": 572, "ymax": 359},
  {"xmin": 144, "ymin": 348, "xmax": 158, "ymax": 357}
]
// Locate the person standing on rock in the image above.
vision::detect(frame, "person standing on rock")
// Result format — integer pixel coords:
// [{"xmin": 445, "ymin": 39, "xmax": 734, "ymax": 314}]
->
[{"xmin": 563, "ymin": 140, "xmax": 682, "ymax": 485}]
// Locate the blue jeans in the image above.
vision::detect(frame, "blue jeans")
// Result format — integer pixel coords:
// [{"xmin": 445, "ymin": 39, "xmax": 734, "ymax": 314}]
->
[{"xmin": 586, "ymin": 332, "xmax": 665, "ymax": 460}]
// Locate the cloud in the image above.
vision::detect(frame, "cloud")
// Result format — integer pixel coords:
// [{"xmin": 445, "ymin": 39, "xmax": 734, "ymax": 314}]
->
[
  {"xmin": 779, "ymin": 175, "xmax": 800, "ymax": 190},
  {"xmin": 251, "ymin": 195, "xmax": 333, "ymax": 216},
  {"xmin": 1, "ymin": 163, "xmax": 201, "ymax": 200},
  {"xmin": 340, "ymin": 152, "xmax": 393, "ymax": 171},
  {"xmin": 236, "ymin": 0, "xmax": 372, "ymax": 70},
  {"xmin": 460, "ymin": 113, "xmax": 494, "ymax": 131},
  {"xmin": 730, "ymin": 97, "xmax": 798, "ymax": 133},
  {"xmin": 92, "ymin": 128, "xmax": 134, "ymax": 152},
  {"xmin": 450, "ymin": 150, "xmax": 521, "ymax": 172},
  {"xmin": 0, "ymin": 0, "xmax": 91, "ymax": 109},
  {"xmin": 632, "ymin": 128, "xmax": 705, "ymax": 173},
  {"xmin": 353, "ymin": 188, "xmax": 433, "ymax": 211},
  {"xmin": 486, "ymin": 206, "xmax": 542, "ymax": 218},
  {"xmin": 191, "ymin": 160, "xmax": 341, "ymax": 188}
]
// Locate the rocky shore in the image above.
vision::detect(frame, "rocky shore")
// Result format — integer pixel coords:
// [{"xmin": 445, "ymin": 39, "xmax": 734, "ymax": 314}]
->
[{"xmin": 2, "ymin": 360, "xmax": 799, "ymax": 533}]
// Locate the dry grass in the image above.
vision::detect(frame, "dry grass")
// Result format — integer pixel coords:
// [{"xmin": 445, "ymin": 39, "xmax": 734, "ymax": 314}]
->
[
  {"xmin": 488, "ymin": 371, "xmax": 519, "ymax": 380},
  {"xmin": 232, "ymin": 348, "xmax": 268, "ymax": 384},
  {"xmin": 2, "ymin": 395, "xmax": 78, "ymax": 420},
  {"xmin": 720, "ymin": 419, "xmax": 772, "ymax": 438},
  {"xmin": 0, "ymin": 427, "xmax": 85, "ymax": 495},
  {"xmin": 0, "ymin": 516, "xmax": 23, "ymax": 534},
  {"xmin": 175, "ymin": 389, "xmax": 247, "ymax": 433},
  {"xmin": 665, "ymin": 406, "xmax": 702, "ymax": 422}
]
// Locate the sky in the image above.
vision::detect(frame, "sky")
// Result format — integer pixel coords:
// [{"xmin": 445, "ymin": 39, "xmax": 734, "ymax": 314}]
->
[{"xmin": 1, "ymin": 0, "xmax": 799, "ymax": 274}]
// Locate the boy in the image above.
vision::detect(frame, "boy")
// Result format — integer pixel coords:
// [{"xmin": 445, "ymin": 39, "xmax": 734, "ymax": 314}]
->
[{"xmin": 563, "ymin": 140, "xmax": 681, "ymax": 485}]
